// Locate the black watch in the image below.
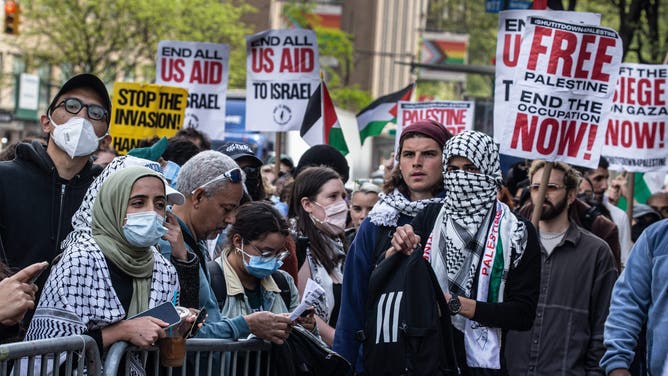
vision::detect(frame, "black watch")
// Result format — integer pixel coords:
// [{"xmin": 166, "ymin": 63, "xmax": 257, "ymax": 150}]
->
[{"xmin": 448, "ymin": 295, "xmax": 461, "ymax": 316}]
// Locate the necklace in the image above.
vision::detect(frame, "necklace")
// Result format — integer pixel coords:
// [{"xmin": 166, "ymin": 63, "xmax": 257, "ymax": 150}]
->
[{"xmin": 539, "ymin": 229, "xmax": 567, "ymax": 240}]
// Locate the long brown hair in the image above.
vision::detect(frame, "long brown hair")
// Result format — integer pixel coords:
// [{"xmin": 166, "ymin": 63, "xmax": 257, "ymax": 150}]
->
[{"xmin": 289, "ymin": 166, "xmax": 346, "ymax": 273}]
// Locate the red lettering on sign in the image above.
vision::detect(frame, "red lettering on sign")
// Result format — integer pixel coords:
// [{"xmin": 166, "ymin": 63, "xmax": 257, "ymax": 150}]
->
[
  {"xmin": 189, "ymin": 61, "xmax": 223, "ymax": 84},
  {"xmin": 279, "ymin": 48, "xmax": 315, "ymax": 73},
  {"xmin": 614, "ymin": 77, "xmax": 666, "ymax": 106},
  {"xmin": 511, "ymin": 113, "xmax": 597, "ymax": 158},
  {"xmin": 160, "ymin": 58, "xmax": 185, "ymax": 82},
  {"xmin": 503, "ymin": 34, "xmax": 522, "ymax": 67},
  {"xmin": 606, "ymin": 119, "xmax": 666, "ymax": 149},
  {"xmin": 251, "ymin": 48, "xmax": 274, "ymax": 73},
  {"xmin": 526, "ymin": 26, "xmax": 616, "ymax": 82}
]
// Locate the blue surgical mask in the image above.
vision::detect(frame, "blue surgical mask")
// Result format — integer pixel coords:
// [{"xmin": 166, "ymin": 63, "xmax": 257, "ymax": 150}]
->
[
  {"xmin": 123, "ymin": 211, "xmax": 168, "ymax": 248},
  {"xmin": 237, "ymin": 239, "xmax": 283, "ymax": 279}
]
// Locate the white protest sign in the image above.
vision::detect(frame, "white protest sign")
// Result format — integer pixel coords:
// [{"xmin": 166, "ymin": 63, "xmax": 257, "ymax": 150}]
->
[
  {"xmin": 245, "ymin": 29, "xmax": 320, "ymax": 132},
  {"xmin": 155, "ymin": 40, "xmax": 229, "ymax": 140},
  {"xmin": 602, "ymin": 63, "xmax": 668, "ymax": 172},
  {"xmin": 395, "ymin": 100, "xmax": 474, "ymax": 155},
  {"xmin": 493, "ymin": 10, "xmax": 600, "ymax": 142},
  {"xmin": 498, "ymin": 17, "xmax": 623, "ymax": 169}
]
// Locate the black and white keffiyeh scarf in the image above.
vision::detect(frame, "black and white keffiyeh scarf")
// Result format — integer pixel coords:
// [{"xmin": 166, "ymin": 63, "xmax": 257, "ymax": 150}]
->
[
  {"xmin": 367, "ymin": 188, "xmax": 441, "ymax": 227},
  {"xmin": 425, "ymin": 131, "xmax": 527, "ymax": 369}
]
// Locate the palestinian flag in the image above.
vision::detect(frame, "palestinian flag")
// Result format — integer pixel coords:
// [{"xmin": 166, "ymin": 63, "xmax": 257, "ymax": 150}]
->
[
  {"xmin": 356, "ymin": 83, "xmax": 414, "ymax": 145},
  {"xmin": 300, "ymin": 81, "xmax": 349, "ymax": 155}
]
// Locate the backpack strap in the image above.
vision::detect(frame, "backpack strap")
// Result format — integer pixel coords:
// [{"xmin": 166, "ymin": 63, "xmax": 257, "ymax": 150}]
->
[
  {"xmin": 207, "ymin": 259, "xmax": 292, "ymax": 311},
  {"xmin": 206, "ymin": 260, "xmax": 227, "ymax": 312},
  {"xmin": 271, "ymin": 270, "xmax": 292, "ymax": 308}
]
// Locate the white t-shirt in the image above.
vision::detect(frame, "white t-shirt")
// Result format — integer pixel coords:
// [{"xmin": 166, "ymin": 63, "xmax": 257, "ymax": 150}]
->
[{"xmin": 604, "ymin": 198, "xmax": 633, "ymax": 266}]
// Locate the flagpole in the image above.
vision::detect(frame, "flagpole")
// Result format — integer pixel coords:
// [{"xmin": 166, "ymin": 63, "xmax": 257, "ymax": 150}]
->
[
  {"xmin": 274, "ymin": 132, "xmax": 282, "ymax": 182},
  {"xmin": 625, "ymin": 172, "xmax": 635, "ymax": 229},
  {"xmin": 530, "ymin": 162, "xmax": 553, "ymax": 230}
]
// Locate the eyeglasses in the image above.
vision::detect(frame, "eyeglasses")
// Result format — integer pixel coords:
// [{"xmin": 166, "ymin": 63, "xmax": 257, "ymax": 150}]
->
[
  {"xmin": 193, "ymin": 168, "xmax": 243, "ymax": 194},
  {"xmin": 54, "ymin": 97, "xmax": 108, "ymax": 121},
  {"xmin": 529, "ymin": 183, "xmax": 566, "ymax": 193},
  {"xmin": 246, "ymin": 242, "xmax": 290, "ymax": 262}
]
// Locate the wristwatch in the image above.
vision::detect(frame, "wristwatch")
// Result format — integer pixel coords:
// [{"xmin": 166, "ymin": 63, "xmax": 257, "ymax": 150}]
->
[{"xmin": 448, "ymin": 295, "xmax": 462, "ymax": 316}]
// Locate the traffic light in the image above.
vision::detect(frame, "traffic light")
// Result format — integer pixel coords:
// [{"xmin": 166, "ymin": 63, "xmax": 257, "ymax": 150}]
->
[{"xmin": 4, "ymin": 1, "xmax": 20, "ymax": 35}]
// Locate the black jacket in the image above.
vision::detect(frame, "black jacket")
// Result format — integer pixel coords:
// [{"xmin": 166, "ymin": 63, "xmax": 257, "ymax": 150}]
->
[{"xmin": 0, "ymin": 141, "xmax": 101, "ymax": 273}]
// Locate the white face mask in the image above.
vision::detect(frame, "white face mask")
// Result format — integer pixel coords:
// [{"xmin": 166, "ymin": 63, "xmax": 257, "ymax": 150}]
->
[{"xmin": 49, "ymin": 114, "xmax": 105, "ymax": 159}]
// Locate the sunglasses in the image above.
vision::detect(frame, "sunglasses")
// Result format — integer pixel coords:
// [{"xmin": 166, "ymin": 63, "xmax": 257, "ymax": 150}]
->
[
  {"xmin": 193, "ymin": 168, "xmax": 243, "ymax": 194},
  {"xmin": 54, "ymin": 97, "xmax": 108, "ymax": 121},
  {"xmin": 529, "ymin": 183, "xmax": 566, "ymax": 193}
]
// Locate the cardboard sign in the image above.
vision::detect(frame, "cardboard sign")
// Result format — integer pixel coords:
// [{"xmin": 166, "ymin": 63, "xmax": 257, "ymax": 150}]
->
[
  {"xmin": 155, "ymin": 40, "xmax": 229, "ymax": 139},
  {"xmin": 498, "ymin": 16, "xmax": 623, "ymax": 169},
  {"xmin": 493, "ymin": 10, "xmax": 600, "ymax": 141},
  {"xmin": 395, "ymin": 100, "xmax": 474, "ymax": 154},
  {"xmin": 109, "ymin": 82, "xmax": 187, "ymax": 154},
  {"xmin": 602, "ymin": 63, "xmax": 668, "ymax": 171},
  {"xmin": 245, "ymin": 29, "xmax": 320, "ymax": 132}
]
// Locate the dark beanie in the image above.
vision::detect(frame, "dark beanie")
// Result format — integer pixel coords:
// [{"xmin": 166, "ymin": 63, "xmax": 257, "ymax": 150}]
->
[
  {"xmin": 399, "ymin": 120, "xmax": 453, "ymax": 149},
  {"xmin": 295, "ymin": 144, "xmax": 350, "ymax": 183}
]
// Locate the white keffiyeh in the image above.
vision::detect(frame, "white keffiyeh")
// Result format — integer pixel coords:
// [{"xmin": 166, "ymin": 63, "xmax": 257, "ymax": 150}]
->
[
  {"xmin": 367, "ymin": 188, "xmax": 441, "ymax": 227},
  {"xmin": 426, "ymin": 131, "xmax": 528, "ymax": 369}
]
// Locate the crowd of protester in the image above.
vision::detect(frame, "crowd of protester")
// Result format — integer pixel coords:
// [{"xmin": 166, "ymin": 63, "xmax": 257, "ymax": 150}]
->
[{"xmin": 0, "ymin": 73, "xmax": 666, "ymax": 376}]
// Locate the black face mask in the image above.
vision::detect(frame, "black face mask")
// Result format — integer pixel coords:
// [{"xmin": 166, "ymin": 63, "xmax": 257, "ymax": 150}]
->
[
  {"xmin": 631, "ymin": 215, "xmax": 660, "ymax": 242},
  {"xmin": 242, "ymin": 166, "xmax": 265, "ymax": 201}
]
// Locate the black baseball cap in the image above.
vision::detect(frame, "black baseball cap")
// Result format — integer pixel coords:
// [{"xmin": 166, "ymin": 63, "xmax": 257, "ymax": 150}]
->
[
  {"xmin": 48, "ymin": 73, "xmax": 111, "ymax": 122},
  {"xmin": 218, "ymin": 142, "xmax": 263, "ymax": 167}
]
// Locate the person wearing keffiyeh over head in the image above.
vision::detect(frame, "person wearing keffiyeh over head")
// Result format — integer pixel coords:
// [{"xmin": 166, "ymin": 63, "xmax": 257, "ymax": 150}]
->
[
  {"xmin": 24, "ymin": 167, "xmax": 180, "ymax": 375},
  {"xmin": 333, "ymin": 119, "xmax": 452, "ymax": 373},
  {"xmin": 388, "ymin": 130, "xmax": 541, "ymax": 375}
]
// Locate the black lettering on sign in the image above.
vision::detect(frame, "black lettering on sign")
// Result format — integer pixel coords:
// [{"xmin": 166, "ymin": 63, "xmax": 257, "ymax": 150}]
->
[
  {"xmin": 187, "ymin": 93, "xmax": 221, "ymax": 109},
  {"xmin": 270, "ymin": 83, "xmax": 311, "ymax": 100}
]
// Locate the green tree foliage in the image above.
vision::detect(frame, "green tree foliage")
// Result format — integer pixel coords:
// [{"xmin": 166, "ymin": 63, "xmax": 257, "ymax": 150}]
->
[
  {"xmin": 576, "ymin": 0, "xmax": 667, "ymax": 63},
  {"xmin": 17, "ymin": 0, "xmax": 255, "ymax": 86}
]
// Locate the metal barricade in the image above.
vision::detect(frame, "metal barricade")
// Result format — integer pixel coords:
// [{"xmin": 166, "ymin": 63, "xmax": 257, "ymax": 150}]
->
[
  {"xmin": 0, "ymin": 335, "xmax": 102, "ymax": 376},
  {"xmin": 104, "ymin": 338, "xmax": 272, "ymax": 376}
]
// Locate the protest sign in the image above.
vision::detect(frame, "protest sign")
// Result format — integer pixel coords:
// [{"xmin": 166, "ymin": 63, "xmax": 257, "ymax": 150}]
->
[
  {"xmin": 109, "ymin": 82, "xmax": 188, "ymax": 154},
  {"xmin": 602, "ymin": 63, "xmax": 668, "ymax": 172},
  {"xmin": 245, "ymin": 29, "xmax": 320, "ymax": 132},
  {"xmin": 494, "ymin": 10, "xmax": 600, "ymax": 141},
  {"xmin": 156, "ymin": 40, "xmax": 229, "ymax": 140},
  {"xmin": 498, "ymin": 16, "xmax": 623, "ymax": 169},
  {"xmin": 395, "ymin": 100, "xmax": 474, "ymax": 154}
]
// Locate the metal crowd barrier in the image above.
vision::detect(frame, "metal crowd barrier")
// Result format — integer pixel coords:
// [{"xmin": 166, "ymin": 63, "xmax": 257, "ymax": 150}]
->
[
  {"xmin": 103, "ymin": 338, "xmax": 272, "ymax": 376},
  {"xmin": 0, "ymin": 335, "xmax": 102, "ymax": 376}
]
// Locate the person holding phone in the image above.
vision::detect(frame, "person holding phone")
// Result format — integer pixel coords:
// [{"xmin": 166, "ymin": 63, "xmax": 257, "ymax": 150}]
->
[
  {"xmin": 0, "ymin": 261, "xmax": 48, "ymax": 341},
  {"xmin": 24, "ymin": 167, "xmax": 180, "ymax": 372},
  {"xmin": 210, "ymin": 201, "xmax": 315, "ymax": 332}
]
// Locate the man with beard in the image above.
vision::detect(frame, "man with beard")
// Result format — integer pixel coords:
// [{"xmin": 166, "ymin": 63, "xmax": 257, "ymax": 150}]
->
[{"xmin": 505, "ymin": 160, "xmax": 617, "ymax": 375}]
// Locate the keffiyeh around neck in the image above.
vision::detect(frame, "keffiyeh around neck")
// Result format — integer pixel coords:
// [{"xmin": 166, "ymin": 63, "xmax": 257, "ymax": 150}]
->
[{"xmin": 367, "ymin": 188, "xmax": 441, "ymax": 227}]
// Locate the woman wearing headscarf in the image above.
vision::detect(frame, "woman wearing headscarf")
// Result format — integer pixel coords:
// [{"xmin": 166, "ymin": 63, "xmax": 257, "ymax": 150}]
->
[
  {"xmin": 333, "ymin": 120, "xmax": 452, "ymax": 370},
  {"xmin": 25, "ymin": 166, "xmax": 179, "ymax": 370},
  {"xmin": 389, "ymin": 130, "xmax": 541, "ymax": 375}
]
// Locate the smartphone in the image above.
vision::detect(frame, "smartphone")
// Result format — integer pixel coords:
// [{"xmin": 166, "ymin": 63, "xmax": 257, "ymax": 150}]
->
[
  {"xmin": 188, "ymin": 307, "xmax": 207, "ymax": 338},
  {"xmin": 130, "ymin": 301, "xmax": 181, "ymax": 329}
]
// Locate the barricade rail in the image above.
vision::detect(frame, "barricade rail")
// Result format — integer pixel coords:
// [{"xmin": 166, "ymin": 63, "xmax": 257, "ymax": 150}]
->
[
  {"xmin": 104, "ymin": 338, "xmax": 272, "ymax": 376},
  {"xmin": 0, "ymin": 336, "xmax": 271, "ymax": 376},
  {"xmin": 0, "ymin": 335, "xmax": 102, "ymax": 376}
]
